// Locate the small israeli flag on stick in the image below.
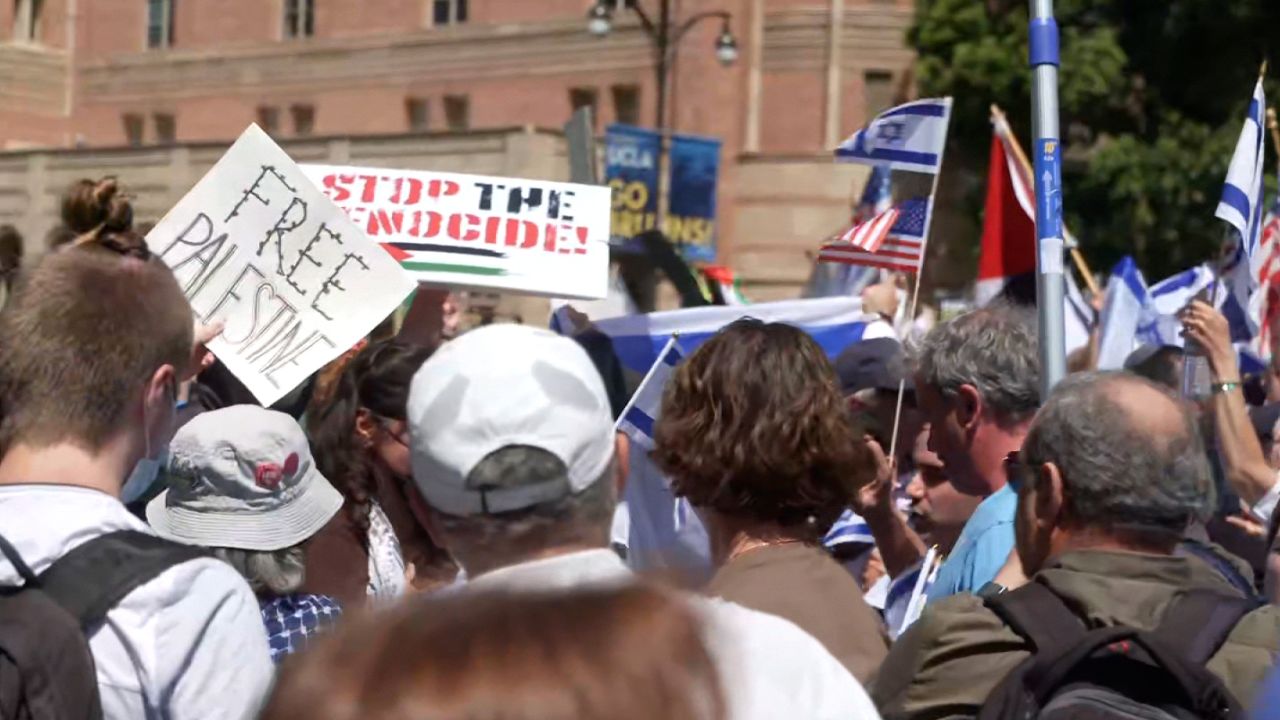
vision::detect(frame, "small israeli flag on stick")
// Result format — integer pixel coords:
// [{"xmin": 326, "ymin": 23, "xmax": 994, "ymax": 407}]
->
[
  {"xmin": 615, "ymin": 334, "xmax": 684, "ymax": 448},
  {"xmin": 835, "ymin": 98, "xmax": 953, "ymax": 175}
]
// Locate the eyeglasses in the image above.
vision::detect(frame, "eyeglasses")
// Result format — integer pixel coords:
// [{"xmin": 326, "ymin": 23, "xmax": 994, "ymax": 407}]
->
[
  {"xmin": 1003, "ymin": 451, "xmax": 1028, "ymax": 493},
  {"xmin": 378, "ymin": 416, "xmax": 410, "ymax": 448}
]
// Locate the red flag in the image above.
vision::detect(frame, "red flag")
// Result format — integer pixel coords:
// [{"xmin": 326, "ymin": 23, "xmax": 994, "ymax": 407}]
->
[{"xmin": 976, "ymin": 120, "xmax": 1037, "ymax": 305}]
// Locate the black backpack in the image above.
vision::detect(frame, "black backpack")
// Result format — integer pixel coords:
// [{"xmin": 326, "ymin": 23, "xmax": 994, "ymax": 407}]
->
[
  {"xmin": 979, "ymin": 581, "xmax": 1259, "ymax": 720},
  {"xmin": 0, "ymin": 530, "xmax": 206, "ymax": 720}
]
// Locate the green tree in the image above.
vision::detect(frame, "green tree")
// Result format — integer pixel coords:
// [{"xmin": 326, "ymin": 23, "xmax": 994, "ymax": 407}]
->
[{"xmin": 911, "ymin": 0, "xmax": 1280, "ymax": 283}]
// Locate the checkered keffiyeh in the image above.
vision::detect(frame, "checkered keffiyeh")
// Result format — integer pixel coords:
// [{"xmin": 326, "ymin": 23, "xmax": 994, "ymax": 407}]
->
[{"xmin": 260, "ymin": 593, "xmax": 343, "ymax": 663}]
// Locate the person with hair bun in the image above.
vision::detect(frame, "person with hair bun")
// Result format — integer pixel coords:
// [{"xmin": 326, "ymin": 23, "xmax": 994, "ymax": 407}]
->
[
  {"xmin": 303, "ymin": 340, "xmax": 457, "ymax": 606},
  {"xmin": 56, "ymin": 177, "xmax": 149, "ymax": 258},
  {"xmin": 652, "ymin": 318, "xmax": 890, "ymax": 682}
]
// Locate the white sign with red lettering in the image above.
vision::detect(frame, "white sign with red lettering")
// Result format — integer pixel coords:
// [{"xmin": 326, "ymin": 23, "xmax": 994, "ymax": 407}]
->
[
  {"xmin": 301, "ymin": 164, "xmax": 611, "ymax": 300},
  {"xmin": 147, "ymin": 125, "xmax": 416, "ymax": 406}
]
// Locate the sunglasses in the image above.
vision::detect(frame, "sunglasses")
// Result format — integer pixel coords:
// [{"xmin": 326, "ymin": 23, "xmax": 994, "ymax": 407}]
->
[{"xmin": 1003, "ymin": 451, "xmax": 1029, "ymax": 493}]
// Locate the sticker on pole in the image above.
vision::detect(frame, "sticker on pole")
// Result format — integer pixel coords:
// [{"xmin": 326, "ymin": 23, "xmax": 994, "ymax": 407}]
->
[
  {"xmin": 302, "ymin": 164, "xmax": 612, "ymax": 300},
  {"xmin": 1033, "ymin": 138, "xmax": 1063, "ymax": 242},
  {"xmin": 147, "ymin": 124, "xmax": 417, "ymax": 406}
]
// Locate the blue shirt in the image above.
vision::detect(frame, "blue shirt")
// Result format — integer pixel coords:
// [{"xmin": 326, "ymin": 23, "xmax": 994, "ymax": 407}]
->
[
  {"xmin": 926, "ymin": 483, "xmax": 1017, "ymax": 602},
  {"xmin": 260, "ymin": 593, "xmax": 343, "ymax": 663}
]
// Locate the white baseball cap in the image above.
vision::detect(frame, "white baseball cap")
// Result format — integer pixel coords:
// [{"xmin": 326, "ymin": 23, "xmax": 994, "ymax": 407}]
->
[
  {"xmin": 147, "ymin": 405, "xmax": 343, "ymax": 551},
  {"xmin": 407, "ymin": 324, "xmax": 615, "ymax": 517}
]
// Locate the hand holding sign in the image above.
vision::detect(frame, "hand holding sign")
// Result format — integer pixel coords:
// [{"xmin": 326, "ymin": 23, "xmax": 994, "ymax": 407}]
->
[{"xmin": 147, "ymin": 125, "xmax": 416, "ymax": 405}]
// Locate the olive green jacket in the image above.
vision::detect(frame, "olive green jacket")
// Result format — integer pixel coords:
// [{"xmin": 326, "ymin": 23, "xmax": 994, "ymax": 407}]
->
[{"xmin": 871, "ymin": 549, "xmax": 1280, "ymax": 720}]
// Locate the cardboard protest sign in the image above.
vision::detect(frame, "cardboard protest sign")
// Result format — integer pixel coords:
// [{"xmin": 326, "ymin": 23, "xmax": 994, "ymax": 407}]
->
[
  {"xmin": 147, "ymin": 125, "xmax": 416, "ymax": 406},
  {"xmin": 301, "ymin": 164, "xmax": 611, "ymax": 300}
]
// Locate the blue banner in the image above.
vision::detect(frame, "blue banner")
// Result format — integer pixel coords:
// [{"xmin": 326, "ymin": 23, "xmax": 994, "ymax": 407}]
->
[
  {"xmin": 668, "ymin": 133, "xmax": 721, "ymax": 263},
  {"xmin": 604, "ymin": 124, "xmax": 661, "ymax": 253}
]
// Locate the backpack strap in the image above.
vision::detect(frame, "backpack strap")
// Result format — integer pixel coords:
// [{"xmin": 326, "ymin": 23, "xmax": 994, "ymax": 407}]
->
[
  {"xmin": 0, "ymin": 531, "xmax": 37, "ymax": 585},
  {"xmin": 1151, "ymin": 589, "xmax": 1262, "ymax": 665},
  {"xmin": 1176, "ymin": 540, "xmax": 1259, "ymax": 601},
  {"xmin": 35, "ymin": 530, "xmax": 208, "ymax": 631},
  {"xmin": 984, "ymin": 581, "xmax": 1088, "ymax": 655}
]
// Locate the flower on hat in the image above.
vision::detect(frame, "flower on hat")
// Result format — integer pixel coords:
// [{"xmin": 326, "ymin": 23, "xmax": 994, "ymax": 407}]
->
[{"xmin": 255, "ymin": 462, "xmax": 284, "ymax": 490}]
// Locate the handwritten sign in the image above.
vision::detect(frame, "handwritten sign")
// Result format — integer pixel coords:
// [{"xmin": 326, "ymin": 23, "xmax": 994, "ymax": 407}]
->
[
  {"xmin": 147, "ymin": 125, "xmax": 416, "ymax": 406},
  {"xmin": 301, "ymin": 164, "xmax": 610, "ymax": 300}
]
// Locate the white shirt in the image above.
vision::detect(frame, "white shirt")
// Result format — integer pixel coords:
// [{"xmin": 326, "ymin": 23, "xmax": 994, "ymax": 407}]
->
[
  {"xmin": 0, "ymin": 485, "xmax": 274, "ymax": 720},
  {"xmin": 468, "ymin": 549, "xmax": 882, "ymax": 720}
]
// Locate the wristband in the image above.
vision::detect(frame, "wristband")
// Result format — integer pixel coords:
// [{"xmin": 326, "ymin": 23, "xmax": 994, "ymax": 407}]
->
[{"xmin": 1210, "ymin": 381, "xmax": 1241, "ymax": 395}]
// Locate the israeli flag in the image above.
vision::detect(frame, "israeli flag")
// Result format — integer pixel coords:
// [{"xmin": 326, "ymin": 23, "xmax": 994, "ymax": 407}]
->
[
  {"xmin": 610, "ymin": 336, "xmax": 712, "ymax": 576},
  {"xmin": 1216, "ymin": 79, "xmax": 1267, "ymax": 268},
  {"xmin": 823, "ymin": 509, "xmax": 874, "ymax": 547},
  {"xmin": 1097, "ymin": 257, "xmax": 1150, "ymax": 370},
  {"xmin": 1134, "ymin": 262, "xmax": 1265, "ymax": 374},
  {"xmin": 1064, "ymin": 270, "xmax": 1095, "ymax": 356},
  {"xmin": 1137, "ymin": 264, "xmax": 1216, "ymax": 348},
  {"xmin": 616, "ymin": 337, "xmax": 683, "ymax": 450},
  {"xmin": 563, "ymin": 297, "xmax": 894, "ymax": 375},
  {"xmin": 835, "ymin": 98, "xmax": 953, "ymax": 175}
]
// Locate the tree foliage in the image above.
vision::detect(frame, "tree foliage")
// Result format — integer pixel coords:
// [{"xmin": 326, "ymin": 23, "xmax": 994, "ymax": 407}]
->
[{"xmin": 910, "ymin": 0, "xmax": 1280, "ymax": 281}]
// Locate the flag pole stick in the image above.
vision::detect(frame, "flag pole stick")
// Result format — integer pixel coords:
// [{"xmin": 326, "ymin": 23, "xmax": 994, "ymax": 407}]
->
[
  {"xmin": 991, "ymin": 103, "xmax": 1101, "ymax": 297},
  {"xmin": 613, "ymin": 333, "xmax": 680, "ymax": 432},
  {"xmin": 1029, "ymin": 0, "xmax": 1067, "ymax": 396},
  {"xmin": 886, "ymin": 98, "xmax": 952, "ymax": 464}
]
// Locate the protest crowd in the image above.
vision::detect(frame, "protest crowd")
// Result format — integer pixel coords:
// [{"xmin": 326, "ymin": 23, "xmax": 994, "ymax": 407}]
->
[{"xmin": 10, "ymin": 83, "xmax": 1280, "ymax": 720}]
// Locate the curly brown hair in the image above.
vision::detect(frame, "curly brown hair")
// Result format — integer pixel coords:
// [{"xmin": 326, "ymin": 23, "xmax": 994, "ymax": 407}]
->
[{"xmin": 651, "ymin": 319, "xmax": 874, "ymax": 534}]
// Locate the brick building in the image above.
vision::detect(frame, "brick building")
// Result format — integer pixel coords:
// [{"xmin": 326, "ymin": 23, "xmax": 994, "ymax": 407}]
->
[{"xmin": 0, "ymin": 0, "xmax": 915, "ymax": 296}]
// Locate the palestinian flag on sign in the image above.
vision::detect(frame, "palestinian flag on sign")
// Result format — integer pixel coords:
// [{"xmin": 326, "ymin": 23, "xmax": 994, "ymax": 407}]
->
[{"xmin": 380, "ymin": 241, "xmax": 511, "ymax": 280}]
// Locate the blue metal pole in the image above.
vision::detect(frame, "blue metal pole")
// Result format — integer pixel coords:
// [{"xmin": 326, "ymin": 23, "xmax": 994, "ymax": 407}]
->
[{"xmin": 1030, "ymin": 0, "xmax": 1065, "ymax": 396}]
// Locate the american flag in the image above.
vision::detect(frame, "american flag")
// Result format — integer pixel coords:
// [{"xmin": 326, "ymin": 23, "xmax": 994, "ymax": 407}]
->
[
  {"xmin": 1254, "ymin": 181, "xmax": 1280, "ymax": 354},
  {"xmin": 836, "ymin": 205, "xmax": 900, "ymax": 253},
  {"xmin": 818, "ymin": 197, "xmax": 929, "ymax": 274}
]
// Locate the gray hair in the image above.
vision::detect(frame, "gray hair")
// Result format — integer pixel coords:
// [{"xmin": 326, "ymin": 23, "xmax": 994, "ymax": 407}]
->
[
  {"xmin": 913, "ymin": 302, "xmax": 1040, "ymax": 423},
  {"xmin": 437, "ymin": 445, "xmax": 616, "ymax": 570},
  {"xmin": 1021, "ymin": 371, "xmax": 1214, "ymax": 533},
  {"xmin": 212, "ymin": 545, "xmax": 306, "ymax": 597}
]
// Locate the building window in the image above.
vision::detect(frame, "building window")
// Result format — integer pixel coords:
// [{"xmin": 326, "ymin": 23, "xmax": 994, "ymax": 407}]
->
[
  {"xmin": 406, "ymin": 97, "xmax": 430, "ymax": 132},
  {"xmin": 291, "ymin": 104, "xmax": 315, "ymax": 136},
  {"xmin": 122, "ymin": 114, "xmax": 145, "ymax": 147},
  {"xmin": 257, "ymin": 106, "xmax": 280, "ymax": 135},
  {"xmin": 611, "ymin": 84, "xmax": 640, "ymax": 126},
  {"xmin": 431, "ymin": 0, "xmax": 467, "ymax": 25},
  {"xmin": 12, "ymin": 0, "xmax": 43, "ymax": 42},
  {"xmin": 443, "ymin": 95, "xmax": 469, "ymax": 131},
  {"xmin": 147, "ymin": 0, "xmax": 175, "ymax": 49},
  {"xmin": 863, "ymin": 70, "xmax": 895, "ymax": 117},
  {"xmin": 283, "ymin": 0, "xmax": 314, "ymax": 39},
  {"xmin": 153, "ymin": 113, "xmax": 176, "ymax": 144}
]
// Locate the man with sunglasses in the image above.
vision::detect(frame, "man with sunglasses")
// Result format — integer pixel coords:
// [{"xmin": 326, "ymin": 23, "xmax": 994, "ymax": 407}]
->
[
  {"xmin": 911, "ymin": 303, "xmax": 1040, "ymax": 601},
  {"xmin": 872, "ymin": 371, "xmax": 1280, "ymax": 719}
]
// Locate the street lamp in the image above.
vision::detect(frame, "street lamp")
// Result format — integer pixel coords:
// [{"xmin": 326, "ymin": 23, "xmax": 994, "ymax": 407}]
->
[
  {"xmin": 714, "ymin": 23, "xmax": 738, "ymax": 66},
  {"xmin": 588, "ymin": 1, "xmax": 737, "ymax": 310},
  {"xmin": 587, "ymin": 3, "xmax": 612, "ymax": 36},
  {"xmin": 586, "ymin": 0, "xmax": 738, "ymax": 133}
]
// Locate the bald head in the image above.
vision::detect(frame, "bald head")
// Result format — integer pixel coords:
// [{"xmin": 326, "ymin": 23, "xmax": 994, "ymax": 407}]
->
[
  {"xmin": 1101, "ymin": 374, "xmax": 1188, "ymax": 445},
  {"xmin": 1022, "ymin": 371, "xmax": 1212, "ymax": 534}
]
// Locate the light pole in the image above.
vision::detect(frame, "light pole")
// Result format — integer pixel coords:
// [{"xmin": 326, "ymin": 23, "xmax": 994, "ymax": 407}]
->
[
  {"xmin": 587, "ymin": 0, "xmax": 737, "ymax": 225},
  {"xmin": 1029, "ymin": 0, "xmax": 1065, "ymax": 396}
]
